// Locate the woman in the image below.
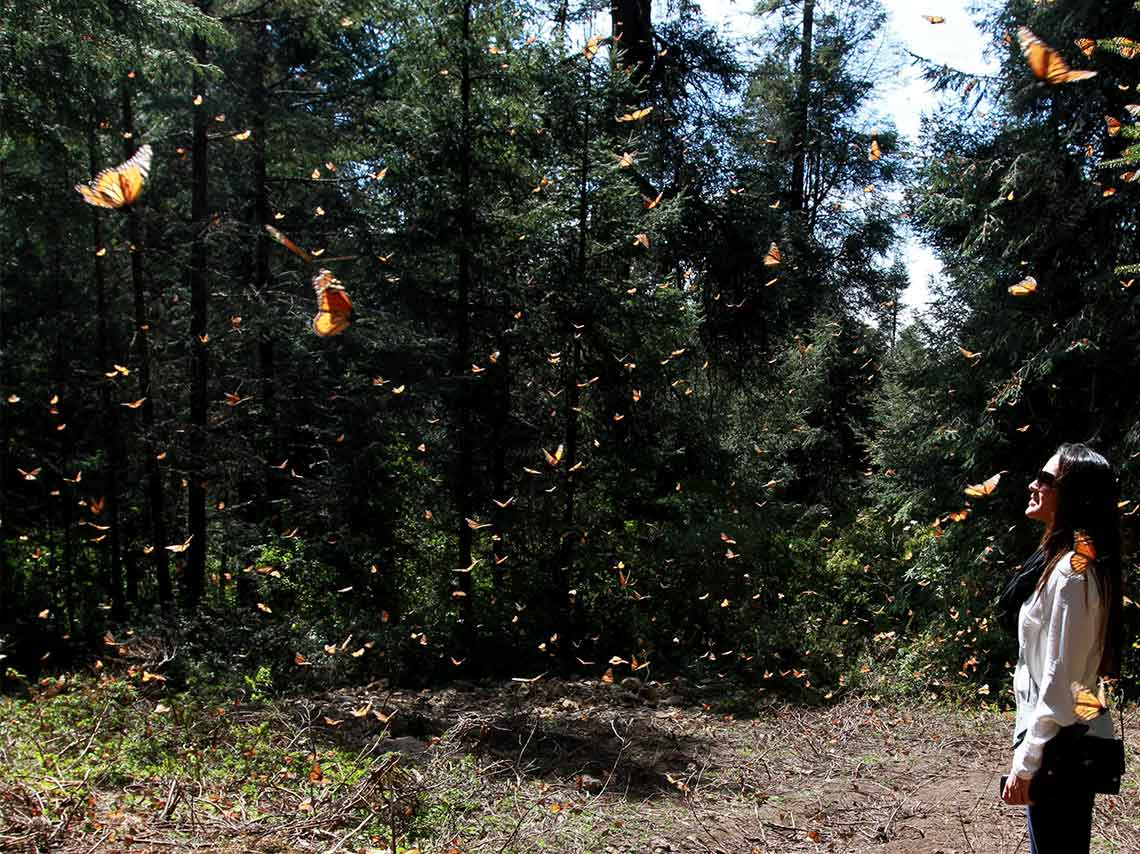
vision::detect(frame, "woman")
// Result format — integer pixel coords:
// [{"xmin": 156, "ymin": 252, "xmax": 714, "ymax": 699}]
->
[{"xmin": 999, "ymin": 443, "xmax": 1123, "ymax": 854}]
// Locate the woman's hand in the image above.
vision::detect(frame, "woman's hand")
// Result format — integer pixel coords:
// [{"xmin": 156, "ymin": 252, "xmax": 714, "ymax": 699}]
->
[{"xmin": 1002, "ymin": 772, "xmax": 1033, "ymax": 805}]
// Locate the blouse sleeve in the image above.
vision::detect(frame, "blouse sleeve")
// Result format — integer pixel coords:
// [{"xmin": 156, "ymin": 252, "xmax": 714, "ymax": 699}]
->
[{"xmin": 1012, "ymin": 553, "xmax": 1095, "ymax": 779}]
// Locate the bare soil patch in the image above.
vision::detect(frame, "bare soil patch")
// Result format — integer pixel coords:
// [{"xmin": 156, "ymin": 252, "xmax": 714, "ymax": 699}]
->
[{"xmin": 3, "ymin": 677, "xmax": 1137, "ymax": 853}]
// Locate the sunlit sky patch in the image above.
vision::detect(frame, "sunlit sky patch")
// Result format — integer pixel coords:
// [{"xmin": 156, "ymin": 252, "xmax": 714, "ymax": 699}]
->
[{"xmin": 695, "ymin": 0, "xmax": 1000, "ymax": 323}]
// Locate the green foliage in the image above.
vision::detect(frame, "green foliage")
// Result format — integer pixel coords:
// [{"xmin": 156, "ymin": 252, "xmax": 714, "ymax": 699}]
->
[
  {"xmin": 899, "ymin": 0, "xmax": 1140, "ymax": 693},
  {"xmin": 4, "ymin": 0, "xmax": 1135, "ymax": 711}
]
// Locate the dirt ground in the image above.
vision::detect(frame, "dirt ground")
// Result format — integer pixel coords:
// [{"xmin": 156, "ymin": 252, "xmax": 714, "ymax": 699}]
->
[
  {"xmin": 352, "ymin": 678, "xmax": 1139, "ymax": 854},
  {"xmin": 4, "ymin": 678, "xmax": 1138, "ymax": 853}
]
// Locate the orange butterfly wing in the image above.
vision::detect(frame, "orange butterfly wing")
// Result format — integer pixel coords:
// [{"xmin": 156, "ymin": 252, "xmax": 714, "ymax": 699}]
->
[
  {"xmin": 75, "ymin": 144, "xmax": 152, "ymax": 209},
  {"xmin": 1019, "ymin": 28, "xmax": 1097, "ymax": 85},
  {"xmin": 763, "ymin": 242, "xmax": 781, "ymax": 266},
  {"xmin": 1008, "ymin": 275, "xmax": 1038, "ymax": 296},
  {"xmin": 1071, "ymin": 530, "xmax": 1097, "ymax": 574},
  {"xmin": 312, "ymin": 269, "xmax": 352, "ymax": 336},
  {"xmin": 264, "ymin": 224, "xmax": 315, "ymax": 264},
  {"xmin": 964, "ymin": 471, "xmax": 1002, "ymax": 498},
  {"xmin": 1071, "ymin": 681, "xmax": 1108, "ymax": 722},
  {"xmin": 76, "ymin": 170, "xmax": 126, "ymax": 208}
]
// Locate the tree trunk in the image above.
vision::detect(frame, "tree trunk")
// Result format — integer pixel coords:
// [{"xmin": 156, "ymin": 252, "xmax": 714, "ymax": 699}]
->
[
  {"xmin": 251, "ymin": 24, "xmax": 281, "ymax": 545},
  {"xmin": 489, "ymin": 330, "xmax": 510, "ymax": 586},
  {"xmin": 122, "ymin": 82, "xmax": 171, "ymax": 608},
  {"xmin": 556, "ymin": 63, "xmax": 593, "ymax": 641},
  {"xmin": 0, "ymin": 277, "xmax": 7, "ymax": 617},
  {"xmin": 611, "ymin": 0, "xmax": 653, "ymax": 86},
  {"xmin": 186, "ymin": 20, "xmax": 211, "ymax": 607},
  {"xmin": 250, "ymin": 19, "xmax": 271, "ymax": 293},
  {"xmin": 453, "ymin": 0, "xmax": 475, "ymax": 638},
  {"xmin": 558, "ymin": 334, "xmax": 581, "ymax": 575},
  {"xmin": 789, "ymin": 0, "xmax": 815, "ymax": 213},
  {"xmin": 89, "ymin": 123, "xmax": 127, "ymax": 621}
]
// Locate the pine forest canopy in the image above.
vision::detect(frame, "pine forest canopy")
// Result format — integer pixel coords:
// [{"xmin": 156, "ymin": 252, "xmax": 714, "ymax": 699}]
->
[{"xmin": 0, "ymin": 0, "xmax": 1137, "ymax": 702}]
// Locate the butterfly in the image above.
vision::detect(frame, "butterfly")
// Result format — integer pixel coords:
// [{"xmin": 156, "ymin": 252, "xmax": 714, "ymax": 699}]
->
[
  {"xmin": 1107, "ymin": 36, "xmax": 1140, "ymax": 59},
  {"xmin": 1008, "ymin": 275, "xmax": 1038, "ymax": 296},
  {"xmin": 869, "ymin": 138, "xmax": 882, "ymax": 161},
  {"xmin": 311, "ymin": 269, "xmax": 352, "ymax": 336},
  {"xmin": 763, "ymin": 242, "xmax": 781, "ymax": 266},
  {"xmin": 1018, "ymin": 28, "xmax": 1097, "ymax": 85},
  {"xmin": 1071, "ymin": 680, "xmax": 1108, "ymax": 721},
  {"xmin": 1106, "ymin": 115, "xmax": 1123, "ymax": 137},
  {"xmin": 964, "ymin": 471, "xmax": 1002, "ymax": 498},
  {"xmin": 265, "ymin": 224, "xmax": 314, "ymax": 264},
  {"xmin": 616, "ymin": 107, "xmax": 653, "ymax": 123},
  {"xmin": 1075, "ymin": 38, "xmax": 1097, "ymax": 58},
  {"xmin": 265, "ymin": 225, "xmax": 356, "ymax": 265},
  {"xmin": 959, "ymin": 346, "xmax": 982, "ymax": 361},
  {"xmin": 923, "ymin": 15, "xmax": 945, "ymax": 24},
  {"xmin": 1071, "ymin": 529, "xmax": 1097, "ymax": 574},
  {"xmin": 75, "ymin": 144, "xmax": 153, "ymax": 209}
]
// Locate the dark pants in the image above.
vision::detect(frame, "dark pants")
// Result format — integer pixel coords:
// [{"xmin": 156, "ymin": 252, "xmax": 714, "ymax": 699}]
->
[{"xmin": 1026, "ymin": 790, "xmax": 1094, "ymax": 854}]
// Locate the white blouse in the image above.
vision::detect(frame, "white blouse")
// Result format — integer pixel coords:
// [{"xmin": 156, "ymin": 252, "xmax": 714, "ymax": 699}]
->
[{"xmin": 1012, "ymin": 550, "xmax": 1114, "ymax": 779}]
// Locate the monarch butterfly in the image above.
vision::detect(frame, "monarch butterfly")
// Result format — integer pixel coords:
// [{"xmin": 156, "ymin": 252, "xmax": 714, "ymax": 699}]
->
[
  {"xmin": 1106, "ymin": 115, "xmax": 1123, "ymax": 137},
  {"xmin": 75, "ymin": 144, "xmax": 153, "ymax": 209},
  {"xmin": 264, "ymin": 224, "xmax": 314, "ymax": 264},
  {"xmin": 616, "ymin": 106, "xmax": 653, "ymax": 123},
  {"xmin": 763, "ymin": 242, "xmax": 781, "ymax": 266},
  {"xmin": 312, "ymin": 269, "xmax": 352, "ymax": 336},
  {"xmin": 1008, "ymin": 275, "xmax": 1038, "ymax": 296},
  {"xmin": 1018, "ymin": 28, "xmax": 1098, "ymax": 85},
  {"xmin": 1107, "ymin": 36, "xmax": 1140, "ymax": 59},
  {"xmin": 1071, "ymin": 529, "xmax": 1097, "ymax": 574},
  {"xmin": 964, "ymin": 471, "xmax": 1002, "ymax": 498},
  {"xmin": 1071, "ymin": 680, "xmax": 1108, "ymax": 721},
  {"xmin": 869, "ymin": 138, "xmax": 882, "ymax": 161}
]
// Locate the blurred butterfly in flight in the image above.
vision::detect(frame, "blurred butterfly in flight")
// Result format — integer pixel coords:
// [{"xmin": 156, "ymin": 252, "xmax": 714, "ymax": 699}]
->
[{"xmin": 76, "ymin": 144, "xmax": 153, "ymax": 209}]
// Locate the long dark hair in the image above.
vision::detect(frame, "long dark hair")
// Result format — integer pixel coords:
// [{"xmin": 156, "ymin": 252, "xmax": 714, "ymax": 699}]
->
[{"xmin": 1036, "ymin": 443, "xmax": 1124, "ymax": 678}]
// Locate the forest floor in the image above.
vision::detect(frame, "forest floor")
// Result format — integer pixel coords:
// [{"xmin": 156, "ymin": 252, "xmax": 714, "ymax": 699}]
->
[{"xmin": 2, "ymin": 673, "xmax": 1138, "ymax": 854}]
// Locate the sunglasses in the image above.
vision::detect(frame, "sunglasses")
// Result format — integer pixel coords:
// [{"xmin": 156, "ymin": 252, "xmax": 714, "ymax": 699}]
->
[{"xmin": 1033, "ymin": 470, "xmax": 1056, "ymax": 488}]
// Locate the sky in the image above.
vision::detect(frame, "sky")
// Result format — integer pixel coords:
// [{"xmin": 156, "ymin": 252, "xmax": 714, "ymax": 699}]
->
[{"xmin": 695, "ymin": 0, "xmax": 1000, "ymax": 321}]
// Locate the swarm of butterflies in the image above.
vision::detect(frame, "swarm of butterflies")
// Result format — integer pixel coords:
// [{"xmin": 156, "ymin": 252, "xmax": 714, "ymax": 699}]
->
[{"xmin": 74, "ymin": 143, "xmax": 353, "ymax": 337}]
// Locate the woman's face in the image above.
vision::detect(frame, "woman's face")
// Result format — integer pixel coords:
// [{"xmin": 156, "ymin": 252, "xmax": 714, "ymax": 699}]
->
[{"xmin": 1025, "ymin": 453, "xmax": 1061, "ymax": 524}]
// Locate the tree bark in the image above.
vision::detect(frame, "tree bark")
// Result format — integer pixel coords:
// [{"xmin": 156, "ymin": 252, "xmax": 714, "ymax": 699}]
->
[
  {"xmin": 453, "ymin": 0, "xmax": 475, "ymax": 636},
  {"xmin": 250, "ymin": 24, "xmax": 281, "ymax": 546},
  {"xmin": 89, "ymin": 122, "xmax": 127, "ymax": 620},
  {"xmin": 489, "ymin": 330, "xmax": 510, "ymax": 586},
  {"xmin": 186, "ymin": 19, "xmax": 211, "ymax": 607},
  {"xmin": 789, "ymin": 0, "xmax": 815, "ymax": 213},
  {"xmin": 0, "ymin": 272, "xmax": 7, "ymax": 617},
  {"xmin": 611, "ymin": 0, "xmax": 653, "ymax": 86},
  {"xmin": 556, "ymin": 63, "xmax": 593, "ymax": 640},
  {"xmin": 121, "ymin": 82, "xmax": 172, "ymax": 608}
]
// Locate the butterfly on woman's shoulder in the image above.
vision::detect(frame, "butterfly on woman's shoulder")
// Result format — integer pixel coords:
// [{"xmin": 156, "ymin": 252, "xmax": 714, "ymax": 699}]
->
[
  {"xmin": 75, "ymin": 144, "xmax": 153, "ymax": 209},
  {"xmin": 312, "ymin": 269, "xmax": 352, "ymax": 337},
  {"xmin": 1071, "ymin": 680, "xmax": 1110, "ymax": 722},
  {"xmin": 1071, "ymin": 529, "xmax": 1097, "ymax": 574}
]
